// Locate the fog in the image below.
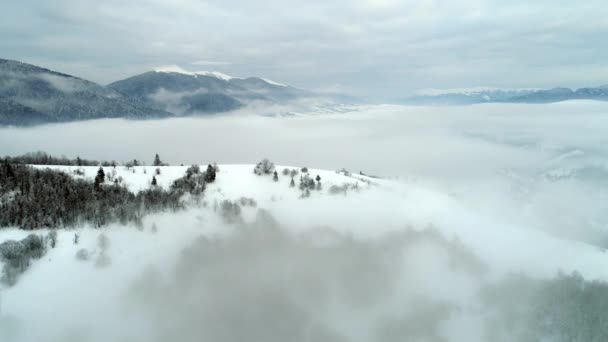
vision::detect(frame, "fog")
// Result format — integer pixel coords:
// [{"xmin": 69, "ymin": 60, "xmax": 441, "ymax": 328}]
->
[
  {"xmin": 2, "ymin": 101, "xmax": 608, "ymax": 242},
  {"xmin": 1, "ymin": 102, "xmax": 608, "ymax": 341}
]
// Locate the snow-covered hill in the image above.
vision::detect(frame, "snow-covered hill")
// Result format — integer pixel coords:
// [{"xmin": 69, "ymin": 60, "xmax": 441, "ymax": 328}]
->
[{"xmin": 1, "ymin": 163, "xmax": 608, "ymax": 341}]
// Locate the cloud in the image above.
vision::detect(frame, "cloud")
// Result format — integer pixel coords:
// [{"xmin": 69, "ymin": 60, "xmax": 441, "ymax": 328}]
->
[
  {"xmin": 1, "ymin": 1, "xmax": 607, "ymax": 100},
  {"xmin": 191, "ymin": 60, "xmax": 232, "ymax": 66}
]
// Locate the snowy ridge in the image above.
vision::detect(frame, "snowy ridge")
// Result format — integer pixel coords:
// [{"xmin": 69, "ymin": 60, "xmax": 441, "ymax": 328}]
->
[
  {"xmin": 414, "ymin": 87, "xmax": 540, "ymax": 96},
  {"xmin": 261, "ymin": 78, "xmax": 287, "ymax": 87},
  {"xmin": 153, "ymin": 65, "xmax": 287, "ymax": 85},
  {"xmin": 154, "ymin": 65, "xmax": 236, "ymax": 81},
  {"xmin": 3, "ymin": 163, "xmax": 608, "ymax": 341},
  {"xmin": 13, "ymin": 163, "xmax": 608, "ymax": 283}
]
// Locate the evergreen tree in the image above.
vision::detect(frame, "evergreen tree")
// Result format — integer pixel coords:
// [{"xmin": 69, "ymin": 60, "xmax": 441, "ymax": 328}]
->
[
  {"xmin": 290, "ymin": 177, "xmax": 295, "ymax": 187},
  {"xmin": 316, "ymin": 175, "xmax": 321, "ymax": 182},
  {"xmin": 2, "ymin": 160, "xmax": 14, "ymax": 178},
  {"xmin": 151, "ymin": 176, "xmax": 157, "ymax": 186},
  {"xmin": 94, "ymin": 167, "xmax": 105, "ymax": 191},
  {"xmin": 153, "ymin": 154, "xmax": 162, "ymax": 166},
  {"xmin": 273, "ymin": 171, "xmax": 279, "ymax": 182},
  {"xmin": 205, "ymin": 164, "xmax": 216, "ymax": 183}
]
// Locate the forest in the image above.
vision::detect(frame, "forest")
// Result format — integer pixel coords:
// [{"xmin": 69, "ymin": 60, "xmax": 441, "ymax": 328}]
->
[{"xmin": 0, "ymin": 158, "xmax": 216, "ymax": 230}]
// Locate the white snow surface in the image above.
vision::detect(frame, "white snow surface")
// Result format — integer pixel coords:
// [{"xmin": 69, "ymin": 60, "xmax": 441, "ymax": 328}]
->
[
  {"xmin": 1, "ymin": 164, "xmax": 608, "ymax": 341},
  {"xmin": 261, "ymin": 78, "xmax": 287, "ymax": 87},
  {"xmin": 154, "ymin": 65, "xmax": 236, "ymax": 80},
  {"xmin": 3, "ymin": 164, "xmax": 607, "ymax": 283},
  {"xmin": 153, "ymin": 65, "xmax": 286, "ymax": 85}
]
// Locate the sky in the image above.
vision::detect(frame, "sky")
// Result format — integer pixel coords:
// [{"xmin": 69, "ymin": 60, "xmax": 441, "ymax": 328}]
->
[{"xmin": 2, "ymin": 0, "xmax": 608, "ymax": 101}]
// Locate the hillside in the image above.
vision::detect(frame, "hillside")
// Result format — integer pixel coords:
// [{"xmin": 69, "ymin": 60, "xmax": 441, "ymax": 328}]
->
[
  {"xmin": 2, "ymin": 162, "xmax": 608, "ymax": 341},
  {"xmin": 2, "ymin": 163, "xmax": 608, "ymax": 341},
  {"xmin": 0, "ymin": 59, "xmax": 172, "ymax": 126},
  {"xmin": 405, "ymin": 85, "xmax": 608, "ymax": 105},
  {"xmin": 107, "ymin": 69, "xmax": 310, "ymax": 115}
]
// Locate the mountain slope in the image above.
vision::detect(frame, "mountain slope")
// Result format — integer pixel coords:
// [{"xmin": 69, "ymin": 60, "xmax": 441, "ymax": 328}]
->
[
  {"xmin": 405, "ymin": 85, "xmax": 608, "ymax": 105},
  {"xmin": 107, "ymin": 69, "xmax": 310, "ymax": 115},
  {"xmin": 0, "ymin": 59, "xmax": 172, "ymax": 126}
]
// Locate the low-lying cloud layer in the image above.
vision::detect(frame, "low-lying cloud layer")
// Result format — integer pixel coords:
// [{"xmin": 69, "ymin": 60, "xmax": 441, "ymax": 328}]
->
[
  {"xmin": 1, "ymin": 102, "xmax": 608, "ymax": 341},
  {"xmin": 2, "ymin": 101, "xmax": 608, "ymax": 244}
]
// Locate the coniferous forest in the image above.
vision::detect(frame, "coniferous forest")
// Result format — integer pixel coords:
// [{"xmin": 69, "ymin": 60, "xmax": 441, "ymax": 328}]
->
[{"xmin": 0, "ymin": 155, "xmax": 215, "ymax": 230}]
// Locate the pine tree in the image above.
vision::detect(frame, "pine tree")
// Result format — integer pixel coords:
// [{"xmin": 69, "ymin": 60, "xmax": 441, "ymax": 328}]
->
[
  {"xmin": 290, "ymin": 177, "xmax": 295, "ymax": 187},
  {"xmin": 151, "ymin": 176, "xmax": 157, "ymax": 186},
  {"xmin": 273, "ymin": 171, "xmax": 279, "ymax": 182},
  {"xmin": 94, "ymin": 167, "xmax": 105, "ymax": 190},
  {"xmin": 153, "ymin": 154, "xmax": 162, "ymax": 166},
  {"xmin": 316, "ymin": 175, "xmax": 321, "ymax": 182},
  {"xmin": 205, "ymin": 164, "xmax": 216, "ymax": 183},
  {"xmin": 3, "ymin": 160, "xmax": 14, "ymax": 178}
]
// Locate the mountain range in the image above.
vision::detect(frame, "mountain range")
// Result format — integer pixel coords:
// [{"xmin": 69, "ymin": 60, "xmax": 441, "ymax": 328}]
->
[
  {"xmin": 2, "ymin": 58, "xmax": 608, "ymax": 126},
  {"xmin": 404, "ymin": 86, "xmax": 608, "ymax": 105},
  {"xmin": 0, "ymin": 59, "xmax": 312, "ymax": 126}
]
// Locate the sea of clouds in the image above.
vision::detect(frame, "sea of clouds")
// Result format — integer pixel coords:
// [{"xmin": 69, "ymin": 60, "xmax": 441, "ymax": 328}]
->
[{"xmin": 1, "ymin": 101, "xmax": 608, "ymax": 341}]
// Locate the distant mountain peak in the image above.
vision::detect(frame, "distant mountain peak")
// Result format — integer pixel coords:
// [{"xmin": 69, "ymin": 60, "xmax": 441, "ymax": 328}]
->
[
  {"xmin": 0, "ymin": 58, "xmax": 172, "ymax": 126},
  {"xmin": 405, "ymin": 85, "xmax": 608, "ymax": 105},
  {"xmin": 154, "ymin": 65, "xmax": 236, "ymax": 81},
  {"xmin": 153, "ymin": 65, "xmax": 287, "ymax": 86},
  {"xmin": 260, "ymin": 78, "xmax": 287, "ymax": 87}
]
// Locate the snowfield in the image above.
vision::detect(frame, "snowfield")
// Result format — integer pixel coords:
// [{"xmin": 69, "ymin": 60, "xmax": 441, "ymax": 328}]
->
[{"xmin": 1, "ymin": 163, "xmax": 608, "ymax": 341}]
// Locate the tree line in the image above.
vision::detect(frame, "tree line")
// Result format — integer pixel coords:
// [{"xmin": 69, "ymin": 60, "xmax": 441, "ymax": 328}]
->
[{"xmin": 0, "ymin": 160, "xmax": 217, "ymax": 230}]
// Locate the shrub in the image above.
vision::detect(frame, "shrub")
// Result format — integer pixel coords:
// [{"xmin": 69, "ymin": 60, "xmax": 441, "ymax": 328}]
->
[
  {"xmin": 254, "ymin": 159, "xmax": 275, "ymax": 175},
  {"xmin": 47, "ymin": 230, "xmax": 57, "ymax": 248},
  {"xmin": 0, "ymin": 234, "xmax": 46, "ymax": 286},
  {"xmin": 220, "ymin": 200, "xmax": 242, "ymax": 224},
  {"xmin": 75, "ymin": 248, "xmax": 90, "ymax": 261}
]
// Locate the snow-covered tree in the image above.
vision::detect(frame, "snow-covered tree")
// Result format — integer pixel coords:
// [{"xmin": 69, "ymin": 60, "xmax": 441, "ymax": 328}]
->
[
  {"xmin": 254, "ymin": 159, "xmax": 275, "ymax": 175},
  {"xmin": 47, "ymin": 230, "xmax": 57, "ymax": 248},
  {"xmin": 94, "ymin": 167, "xmax": 105, "ymax": 190},
  {"xmin": 205, "ymin": 164, "xmax": 216, "ymax": 183}
]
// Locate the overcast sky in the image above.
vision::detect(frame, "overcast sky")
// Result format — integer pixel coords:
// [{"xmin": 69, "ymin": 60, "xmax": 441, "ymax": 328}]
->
[{"xmin": 2, "ymin": 0, "xmax": 608, "ymax": 101}]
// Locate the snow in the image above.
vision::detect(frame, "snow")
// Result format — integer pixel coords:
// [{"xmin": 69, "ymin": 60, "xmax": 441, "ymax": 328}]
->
[
  {"xmin": 415, "ymin": 87, "xmax": 540, "ymax": 96},
  {"xmin": 2, "ymin": 163, "xmax": 608, "ymax": 341},
  {"xmin": 195, "ymin": 71, "xmax": 235, "ymax": 81},
  {"xmin": 261, "ymin": 78, "xmax": 287, "ymax": 87},
  {"xmin": 7, "ymin": 163, "xmax": 608, "ymax": 283},
  {"xmin": 153, "ymin": 65, "xmax": 288, "ymax": 84},
  {"xmin": 154, "ymin": 65, "xmax": 236, "ymax": 81},
  {"xmin": 29, "ymin": 164, "xmax": 371, "ymax": 194}
]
